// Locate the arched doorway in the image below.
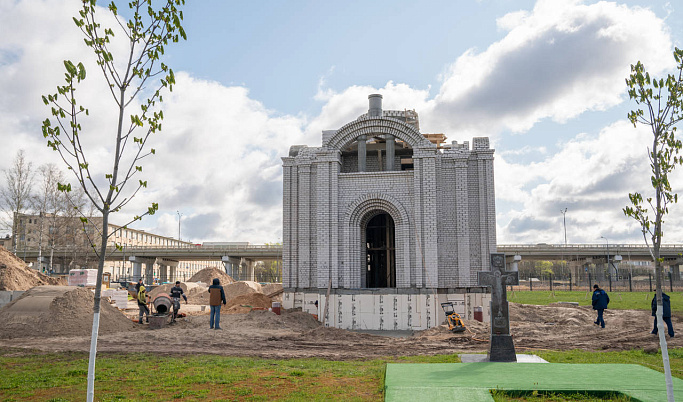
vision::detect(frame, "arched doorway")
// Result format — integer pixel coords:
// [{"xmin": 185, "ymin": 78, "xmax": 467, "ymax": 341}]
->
[{"xmin": 365, "ymin": 213, "xmax": 396, "ymax": 287}]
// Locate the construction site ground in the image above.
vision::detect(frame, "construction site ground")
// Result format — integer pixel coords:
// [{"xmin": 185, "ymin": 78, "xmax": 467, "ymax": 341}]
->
[
  {"xmin": 1, "ymin": 250, "xmax": 679, "ymax": 359},
  {"xmin": 0, "ymin": 286, "xmax": 679, "ymax": 359}
]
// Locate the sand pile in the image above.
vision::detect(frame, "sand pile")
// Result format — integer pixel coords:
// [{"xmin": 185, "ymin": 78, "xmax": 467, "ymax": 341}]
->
[
  {"xmin": 188, "ymin": 281, "xmax": 262, "ymax": 304},
  {"xmin": 188, "ymin": 267, "xmax": 234, "ymax": 285},
  {"xmin": 509, "ymin": 302, "xmax": 593, "ymax": 325},
  {"xmin": 0, "ymin": 246, "xmax": 65, "ymax": 290},
  {"xmin": 148, "ymin": 282, "xmax": 207, "ymax": 299},
  {"xmin": 262, "ymin": 283, "xmax": 283, "ymax": 296},
  {"xmin": 225, "ymin": 293, "xmax": 273, "ymax": 314},
  {"xmin": 0, "ymin": 286, "xmax": 136, "ymax": 339}
]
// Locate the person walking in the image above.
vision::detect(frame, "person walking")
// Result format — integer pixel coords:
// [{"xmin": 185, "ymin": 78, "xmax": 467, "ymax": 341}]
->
[
  {"xmin": 169, "ymin": 281, "xmax": 188, "ymax": 322},
  {"xmin": 651, "ymin": 292, "xmax": 675, "ymax": 337},
  {"xmin": 137, "ymin": 281, "xmax": 150, "ymax": 324},
  {"xmin": 208, "ymin": 278, "xmax": 226, "ymax": 330},
  {"xmin": 592, "ymin": 284, "xmax": 609, "ymax": 328}
]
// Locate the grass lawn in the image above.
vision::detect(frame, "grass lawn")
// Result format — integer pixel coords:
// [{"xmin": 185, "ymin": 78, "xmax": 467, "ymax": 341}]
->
[
  {"xmin": 0, "ymin": 349, "xmax": 460, "ymax": 401},
  {"xmin": 508, "ymin": 290, "xmax": 683, "ymax": 313},
  {"xmin": 1, "ymin": 348, "xmax": 683, "ymax": 401},
  {"xmin": 2, "ymin": 293, "xmax": 682, "ymax": 401}
]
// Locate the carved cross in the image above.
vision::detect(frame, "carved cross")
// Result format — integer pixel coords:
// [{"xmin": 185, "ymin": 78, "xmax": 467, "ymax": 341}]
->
[{"xmin": 478, "ymin": 253, "xmax": 519, "ymax": 335}]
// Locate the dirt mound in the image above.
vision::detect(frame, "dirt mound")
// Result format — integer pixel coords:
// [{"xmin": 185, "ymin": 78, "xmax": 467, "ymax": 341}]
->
[
  {"xmin": 0, "ymin": 246, "xmax": 65, "ymax": 290},
  {"xmin": 0, "ymin": 302, "xmax": 672, "ymax": 360},
  {"xmin": 509, "ymin": 302, "xmax": 593, "ymax": 324},
  {"xmin": 188, "ymin": 267, "xmax": 233, "ymax": 285},
  {"xmin": 225, "ymin": 293, "xmax": 273, "ymax": 314},
  {"xmin": 0, "ymin": 286, "xmax": 136, "ymax": 339},
  {"xmin": 262, "ymin": 283, "xmax": 283, "ymax": 296},
  {"xmin": 148, "ymin": 282, "xmax": 207, "ymax": 299},
  {"xmin": 279, "ymin": 310, "xmax": 321, "ymax": 330},
  {"xmin": 188, "ymin": 281, "xmax": 262, "ymax": 305},
  {"xmin": 225, "ymin": 309, "xmax": 321, "ymax": 331}
]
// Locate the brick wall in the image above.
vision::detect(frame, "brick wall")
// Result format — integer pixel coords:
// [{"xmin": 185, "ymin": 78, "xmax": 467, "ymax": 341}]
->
[{"xmin": 283, "ymin": 106, "xmax": 496, "ymax": 292}]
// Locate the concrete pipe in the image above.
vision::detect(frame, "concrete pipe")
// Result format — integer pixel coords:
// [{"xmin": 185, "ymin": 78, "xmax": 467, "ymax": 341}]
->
[{"xmin": 153, "ymin": 294, "xmax": 172, "ymax": 314}]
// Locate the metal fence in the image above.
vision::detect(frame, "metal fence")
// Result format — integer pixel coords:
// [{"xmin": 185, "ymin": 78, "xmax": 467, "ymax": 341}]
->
[{"xmin": 513, "ymin": 272, "xmax": 681, "ymax": 292}]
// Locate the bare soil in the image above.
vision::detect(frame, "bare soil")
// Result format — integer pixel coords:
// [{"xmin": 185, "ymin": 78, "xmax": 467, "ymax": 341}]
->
[
  {"xmin": 188, "ymin": 280, "xmax": 262, "ymax": 305},
  {"xmin": 188, "ymin": 267, "xmax": 233, "ymax": 286},
  {"xmin": 0, "ymin": 246, "xmax": 66, "ymax": 290},
  {"xmin": 0, "ymin": 284, "xmax": 676, "ymax": 359}
]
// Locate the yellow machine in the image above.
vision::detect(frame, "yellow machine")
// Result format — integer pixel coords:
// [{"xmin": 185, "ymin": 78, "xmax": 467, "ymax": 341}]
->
[{"xmin": 441, "ymin": 302, "xmax": 466, "ymax": 333}]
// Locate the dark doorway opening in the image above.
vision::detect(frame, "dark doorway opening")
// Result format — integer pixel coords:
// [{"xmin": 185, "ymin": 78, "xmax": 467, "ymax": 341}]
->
[{"xmin": 365, "ymin": 213, "xmax": 396, "ymax": 287}]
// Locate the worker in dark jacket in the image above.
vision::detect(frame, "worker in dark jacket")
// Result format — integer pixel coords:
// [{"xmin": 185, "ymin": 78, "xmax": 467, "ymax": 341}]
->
[
  {"xmin": 592, "ymin": 284, "xmax": 609, "ymax": 328},
  {"xmin": 208, "ymin": 278, "xmax": 227, "ymax": 330},
  {"xmin": 169, "ymin": 281, "xmax": 188, "ymax": 322},
  {"xmin": 651, "ymin": 292, "xmax": 675, "ymax": 337}
]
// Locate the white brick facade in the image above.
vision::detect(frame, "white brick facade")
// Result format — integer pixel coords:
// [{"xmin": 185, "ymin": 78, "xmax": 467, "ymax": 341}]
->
[{"xmin": 282, "ymin": 96, "xmax": 496, "ymax": 326}]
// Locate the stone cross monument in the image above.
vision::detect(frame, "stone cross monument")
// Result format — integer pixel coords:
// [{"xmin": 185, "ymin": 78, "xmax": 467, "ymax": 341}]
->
[{"xmin": 478, "ymin": 253, "xmax": 519, "ymax": 362}]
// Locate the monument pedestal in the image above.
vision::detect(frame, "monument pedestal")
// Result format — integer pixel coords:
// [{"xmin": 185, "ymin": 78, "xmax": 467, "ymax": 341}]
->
[{"xmin": 489, "ymin": 334, "xmax": 517, "ymax": 362}]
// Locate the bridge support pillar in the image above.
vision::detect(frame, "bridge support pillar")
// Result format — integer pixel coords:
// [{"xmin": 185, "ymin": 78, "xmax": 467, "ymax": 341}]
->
[
  {"xmin": 669, "ymin": 264, "xmax": 681, "ymax": 281},
  {"xmin": 243, "ymin": 258, "xmax": 255, "ymax": 282},
  {"xmin": 129, "ymin": 256, "xmax": 156, "ymax": 284},
  {"xmin": 221, "ymin": 256, "xmax": 241, "ymax": 280},
  {"xmin": 159, "ymin": 266, "xmax": 167, "ymax": 283},
  {"xmin": 568, "ymin": 261, "xmax": 580, "ymax": 286},
  {"xmin": 155, "ymin": 258, "xmax": 178, "ymax": 284}
]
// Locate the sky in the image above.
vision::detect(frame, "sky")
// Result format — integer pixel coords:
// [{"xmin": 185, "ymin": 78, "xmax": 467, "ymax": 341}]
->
[{"xmin": 1, "ymin": 0, "xmax": 682, "ymax": 245}]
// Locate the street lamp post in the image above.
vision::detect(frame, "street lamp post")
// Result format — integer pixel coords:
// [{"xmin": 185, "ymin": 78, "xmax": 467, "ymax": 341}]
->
[
  {"xmin": 561, "ymin": 208, "xmax": 568, "ymax": 246},
  {"xmin": 561, "ymin": 208, "xmax": 568, "ymax": 276},
  {"xmin": 177, "ymin": 211, "xmax": 183, "ymax": 242}
]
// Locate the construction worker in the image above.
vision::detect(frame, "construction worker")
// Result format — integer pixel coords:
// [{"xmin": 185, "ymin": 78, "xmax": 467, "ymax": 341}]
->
[
  {"xmin": 137, "ymin": 281, "xmax": 150, "ymax": 324},
  {"xmin": 169, "ymin": 281, "xmax": 188, "ymax": 322},
  {"xmin": 651, "ymin": 292, "xmax": 675, "ymax": 337},
  {"xmin": 208, "ymin": 278, "xmax": 226, "ymax": 330},
  {"xmin": 592, "ymin": 284, "xmax": 609, "ymax": 328}
]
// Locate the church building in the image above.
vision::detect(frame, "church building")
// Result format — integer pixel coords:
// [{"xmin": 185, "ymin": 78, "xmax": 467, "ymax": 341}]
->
[{"xmin": 281, "ymin": 94, "xmax": 495, "ymax": 330}]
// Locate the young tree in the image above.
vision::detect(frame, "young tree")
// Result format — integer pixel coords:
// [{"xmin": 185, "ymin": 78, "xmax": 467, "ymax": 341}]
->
[
  {"xmin": 40, "ymin": 1, "xmax": 186, "ymax": 400},
  {"xmin": 0, "ymin": 150, "xmax": 35, "ymax": 253},
  {"xmin": 623, "ymin": 47, "xmax": 683, "ymax": 402}
]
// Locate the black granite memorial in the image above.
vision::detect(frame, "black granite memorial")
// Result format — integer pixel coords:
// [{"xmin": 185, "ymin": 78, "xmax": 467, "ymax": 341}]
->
[{"xmin": 478, "ymin": 253, "xmax": 519, "ymax": 362}]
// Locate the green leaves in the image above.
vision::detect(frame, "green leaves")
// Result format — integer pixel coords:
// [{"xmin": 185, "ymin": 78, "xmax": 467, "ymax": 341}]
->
[
  {"xmin": 57, "ymin": 182, "xmax": 72, "ymax": 192},
  {"xmin": 64, "ymin": 60, "xmax": 77, "ymax": 76},
  {"xmin": 131, "ymin": 115, "xmax": 143, "ymax": 127},
  {"xmin": 624, "ymin": 47, "xmax": 683, "ymax": 251}
]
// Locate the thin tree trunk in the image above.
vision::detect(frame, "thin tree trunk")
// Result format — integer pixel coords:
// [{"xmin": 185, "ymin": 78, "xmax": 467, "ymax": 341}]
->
[{"xmin": 86, "ymin": 209, "xmax": 109, "ymax": 402}]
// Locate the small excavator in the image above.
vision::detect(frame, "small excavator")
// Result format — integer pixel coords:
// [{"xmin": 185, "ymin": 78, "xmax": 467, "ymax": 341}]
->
[{"xmin": 440, "ymin": 302, "xmax": 466, "ymax": 333}]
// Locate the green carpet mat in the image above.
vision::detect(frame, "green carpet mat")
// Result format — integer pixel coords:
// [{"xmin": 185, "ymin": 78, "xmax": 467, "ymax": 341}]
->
[{"xmin": 385, "ymin": 362, "xmax": 683, "ymax": 401}]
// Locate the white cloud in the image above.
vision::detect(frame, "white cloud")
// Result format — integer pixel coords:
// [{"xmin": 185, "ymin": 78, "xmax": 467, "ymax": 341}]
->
[
  {"xmin": 429, "ymin": 0, "xmax": 673, "ymax": 137},
  {"xmin": 496, "ymin": 120, "xmax": 683, "ymax": 244},
  {"xmin": 1, "ymin": 0, "xmax": 681, "ymax": 248},
  {"xmin": 306, "ymin": 81, "xmax": 432, "ymax": 141}
]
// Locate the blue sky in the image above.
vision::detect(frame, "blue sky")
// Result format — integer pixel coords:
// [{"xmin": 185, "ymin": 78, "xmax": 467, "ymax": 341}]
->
[{"xmin": 1, "ymin": 0, "xmax": 682, "ymax": 245}]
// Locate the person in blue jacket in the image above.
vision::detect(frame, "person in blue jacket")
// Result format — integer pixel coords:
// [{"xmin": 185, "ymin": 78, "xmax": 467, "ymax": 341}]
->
[
  {"xmin": 651, "ymin": 292, "xmax": 674, "ymax": 337},
  {"xmin": 592, "ymin": 284, "xmax": 609, "ymax": 328}
]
